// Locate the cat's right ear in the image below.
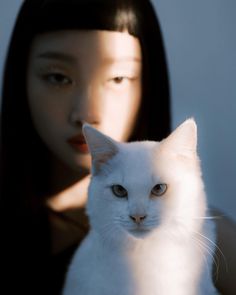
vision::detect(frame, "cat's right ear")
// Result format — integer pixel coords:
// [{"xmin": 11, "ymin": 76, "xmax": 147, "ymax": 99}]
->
[
  {"xmin": 82, "ymin": 124, "xmax": 118, "ymax": 175},
  {"xmin": 160, "ymin": 118, "xmax": 197, "ymax": 157}
]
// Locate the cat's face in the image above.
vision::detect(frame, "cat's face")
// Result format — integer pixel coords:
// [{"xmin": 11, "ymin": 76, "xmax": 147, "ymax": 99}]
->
[{"xmin": 84, "ymin": 119, "xmax": 206, "ymax": 242}]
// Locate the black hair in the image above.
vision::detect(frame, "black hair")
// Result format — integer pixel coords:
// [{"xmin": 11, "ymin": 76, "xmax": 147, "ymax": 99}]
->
[{"xmin": 0, "ymin": 0, "xmax": 170, "ymax": 293}]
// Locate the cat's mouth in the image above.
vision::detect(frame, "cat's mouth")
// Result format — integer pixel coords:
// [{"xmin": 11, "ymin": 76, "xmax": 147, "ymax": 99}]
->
[{"xmin": 128, "ymin": 226, "xmax": 152, "ymax": 238}]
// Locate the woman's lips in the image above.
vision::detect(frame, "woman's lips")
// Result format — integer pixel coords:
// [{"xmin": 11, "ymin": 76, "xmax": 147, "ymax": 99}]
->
[{"xmin": 67, "ymin": 134, "xmax": 89, "ymax": 154}]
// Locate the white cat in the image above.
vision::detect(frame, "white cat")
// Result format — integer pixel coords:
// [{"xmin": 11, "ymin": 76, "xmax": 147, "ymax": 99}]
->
[{"xmin": 63, "ymin": 119, "xmax": 220, "ymax": 295}]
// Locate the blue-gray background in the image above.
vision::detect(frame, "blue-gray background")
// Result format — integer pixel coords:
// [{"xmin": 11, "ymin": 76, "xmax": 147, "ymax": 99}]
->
[{"xmin": 0, "ymin": 0, "xmax": 235, "ymax": 221}]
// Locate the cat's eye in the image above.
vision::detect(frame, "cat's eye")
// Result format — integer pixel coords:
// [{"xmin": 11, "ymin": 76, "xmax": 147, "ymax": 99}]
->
[
  {"xmin": 151, "ymin": 184, "xmax": 167, "ymax": 197},
  {"xmin": 111, "ymin": 185, "xmax": 128, "ymax": 198}
]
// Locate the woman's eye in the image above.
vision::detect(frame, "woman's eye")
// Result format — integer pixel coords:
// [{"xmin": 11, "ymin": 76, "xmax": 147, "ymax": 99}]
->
[
  {"xmin": 108, "ymin": 76, "xmax": 130, "ymax": 86},
  {"xmin": 43, "ymin": 73, "xmax": 72, "ymax": 86},
  {"xmin": 111, "ymin": 184, "xmax": 128, "ymax": 198},
  {"xmin": 151, "ymin": 184, "xmax": 167, "ymax": 197},
  {"xmin": 112, "ymin": 76, "xmax": 125, "ymax": 84}
]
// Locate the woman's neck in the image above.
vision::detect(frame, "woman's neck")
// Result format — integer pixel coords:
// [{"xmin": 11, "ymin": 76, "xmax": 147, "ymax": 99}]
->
[
  {"xmin": 45, "ymin": 156, "xmax": 90, "ymax": 255},
  {"xmin": 50, "ymin": 155, "xmax": 89, "ymax": 194},
  {"xmin": 46, "ymin": 155, "xmax": 90, "ymax": 212}
]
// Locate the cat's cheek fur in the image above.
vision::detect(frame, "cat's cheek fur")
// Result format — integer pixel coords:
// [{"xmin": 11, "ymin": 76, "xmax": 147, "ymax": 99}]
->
[{"xmin": 86, "ymin": 176, "xmax": 129, "ymax": 243}]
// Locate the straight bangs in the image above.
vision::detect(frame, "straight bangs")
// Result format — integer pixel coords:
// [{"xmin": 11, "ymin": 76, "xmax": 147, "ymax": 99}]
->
[{"xmin": 29, "ymin": 0, "xmax": 141, "ymax": 37}]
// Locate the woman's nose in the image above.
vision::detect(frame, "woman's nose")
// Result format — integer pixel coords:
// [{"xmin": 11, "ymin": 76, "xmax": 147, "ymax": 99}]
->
[{"xmin": 69, "ymin": 89, "xmax": 101, "ymax": 126}]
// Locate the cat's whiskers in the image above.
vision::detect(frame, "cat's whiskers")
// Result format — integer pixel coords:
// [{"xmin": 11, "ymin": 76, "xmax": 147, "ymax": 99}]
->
[
  {"xmin": 193, "ymin": 230, "xmax": 228, "ymax": 273},
  {"xmin": 162, "ymin": 217, "xmax": 221, "ymax": 279},
  {"xmin": 113, "ymin": 216, "xmax": 131, "ymax": 227},
  {"xmin": 142, "ymin": 221, "xmax": 159, "ymax": 230},
  {"xmin": 192, "ymin": 234, "xmax": 220, "ymax": 281},
  {"xmin": 113, "ymin": 216, "xmax": 127, "ymax": 222},
  {"xmin": 191, "ymin": 215, "xmax": 221, "ymax": 220},
  {"xmin": 160, "ymin": 217, "xmax": 191, "ymax": 239},
  {"xmin": 192, "ymin": 236, "xmax": 213, "ymax": 279},
  {"xmin": 99, "ymin": 222, "xmax": 120, "ymax": 244}
]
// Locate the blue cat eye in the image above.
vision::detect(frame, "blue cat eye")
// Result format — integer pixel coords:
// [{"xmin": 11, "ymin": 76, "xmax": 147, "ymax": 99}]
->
[
  {"xmin": 151, "ymin": 184, "xmax": 167, "ymax": 197},
  {"xmin": 111, "ymin": 185, "xmax": 128, "ymax": 198}
]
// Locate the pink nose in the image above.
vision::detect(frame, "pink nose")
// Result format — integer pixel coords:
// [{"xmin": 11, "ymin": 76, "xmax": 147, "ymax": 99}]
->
[{"xmin": 129, "ymin": 215, "xmax": 147, "ymax": 224}]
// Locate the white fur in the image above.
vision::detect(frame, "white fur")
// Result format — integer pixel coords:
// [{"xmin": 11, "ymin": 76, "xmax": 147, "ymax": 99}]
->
[{"xmin": 63, "ymin": 119, "xmax": 220, "ymax": 295}]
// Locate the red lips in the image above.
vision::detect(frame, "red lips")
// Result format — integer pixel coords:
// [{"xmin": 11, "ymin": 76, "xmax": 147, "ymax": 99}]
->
[{"xmin": 67, "ymin": 134, "xmax": 89, "ymax": 154}]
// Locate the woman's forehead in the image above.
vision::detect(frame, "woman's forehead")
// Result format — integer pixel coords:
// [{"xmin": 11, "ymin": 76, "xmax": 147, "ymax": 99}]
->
[{"xmin": 29, "ymin": 30, "xmax": 142, "ymax": 64}]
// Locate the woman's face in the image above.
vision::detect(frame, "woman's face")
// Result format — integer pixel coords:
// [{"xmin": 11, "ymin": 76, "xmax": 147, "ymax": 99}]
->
[{"xmin": 27, "ymin": 30, "xmax": 142, "ymax": 172}]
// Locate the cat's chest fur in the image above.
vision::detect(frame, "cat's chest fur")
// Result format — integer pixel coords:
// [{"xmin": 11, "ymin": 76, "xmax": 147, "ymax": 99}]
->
[{"xmin": 64, "ymin": 222, "xmax": 217, "ymax": 295}]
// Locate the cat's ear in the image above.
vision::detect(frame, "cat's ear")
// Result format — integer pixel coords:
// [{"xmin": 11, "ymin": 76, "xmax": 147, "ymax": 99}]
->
[
  {"xmin": 82, "ymin": 124, "xmax": 118, "ymax": 174},
  {"xmin": 161, "ymin": 118, "xmax": 197, "ymax": 156}
]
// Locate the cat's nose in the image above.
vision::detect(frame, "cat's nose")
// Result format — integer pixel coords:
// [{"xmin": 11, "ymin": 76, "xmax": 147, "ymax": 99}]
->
[{"xmin": 129, "ymin": 215, "xmax": 147, "ymax": 224}]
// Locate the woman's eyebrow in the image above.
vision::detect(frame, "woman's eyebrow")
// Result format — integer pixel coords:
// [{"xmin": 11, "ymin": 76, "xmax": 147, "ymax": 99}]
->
[
  {"xmin": 36, "ymin": 51, "xmax": 76, "ymax": 64},
  {"xmin": 104, "ymin": 57, "xmax": 141, "ymax": 64}
]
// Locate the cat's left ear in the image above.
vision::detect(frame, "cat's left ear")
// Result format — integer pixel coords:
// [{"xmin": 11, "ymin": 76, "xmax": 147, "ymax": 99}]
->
[
  {"xmin": 82, "ymin": 124, "xmax": 118, "ymax": 174},
  {"xmin": 161, "ymin": 118, "xmax": 197, "ymax": 156}
]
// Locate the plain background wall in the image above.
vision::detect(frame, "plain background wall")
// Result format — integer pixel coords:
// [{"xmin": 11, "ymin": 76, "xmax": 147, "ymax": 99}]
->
[
  {"xmin": 0, "ymin": 0, "xmax": 22, "ymax": 94},
  {"xmin": 0, "ymin": 0, "xmax": 235, "ymax": 221},
  {"xmin": 152, "ymin": 0, "xmax": 236, "ymax": 222}
]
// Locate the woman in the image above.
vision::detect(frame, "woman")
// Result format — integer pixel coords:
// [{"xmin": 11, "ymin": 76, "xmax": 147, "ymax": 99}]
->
[
  {"xmin": 1, "ymin": 0, "xmax": 170, "ymax": 293},
  {"xmin": 0, "ymin": 0, "xmax": 234, "ymax": 294}
]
